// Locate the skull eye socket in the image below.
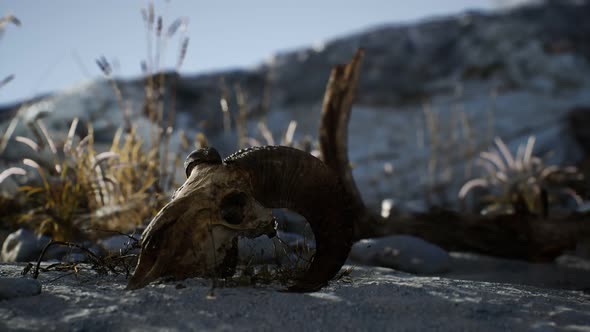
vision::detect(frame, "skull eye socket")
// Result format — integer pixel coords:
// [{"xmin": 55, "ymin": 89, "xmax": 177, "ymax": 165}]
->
[{"xmin": 220, "ymin": 192, "xmax": 247, "ymax": 225}]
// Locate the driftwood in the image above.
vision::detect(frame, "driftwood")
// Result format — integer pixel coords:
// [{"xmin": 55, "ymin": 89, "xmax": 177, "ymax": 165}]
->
[
  {"xmin": 380, "ymin": 211, "xmax": 590, "ymax": 262},
  {"xmin": 318, "ymin": 48, "xmax": 590, "ymax": 261},
  {"xmin": 318, "ymin": 48, "xmax": 379, "ymax": 239}
]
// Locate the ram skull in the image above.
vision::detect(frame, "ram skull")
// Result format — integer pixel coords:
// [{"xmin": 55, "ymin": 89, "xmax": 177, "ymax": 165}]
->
[{"xmin": 127, "ymin": 146, "xmax": 354, "ymax": 292}]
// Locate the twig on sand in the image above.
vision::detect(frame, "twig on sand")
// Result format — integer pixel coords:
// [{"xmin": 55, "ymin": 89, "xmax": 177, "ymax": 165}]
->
[{"xmin": 32, "ymin": 241, "xmax": 118, "ymax": 279}]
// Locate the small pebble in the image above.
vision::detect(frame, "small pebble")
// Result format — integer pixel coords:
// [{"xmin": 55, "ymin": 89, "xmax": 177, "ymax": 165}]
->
[{"xmin": 349, "ymin": 235, "xmax": 451, "ymax": 274}]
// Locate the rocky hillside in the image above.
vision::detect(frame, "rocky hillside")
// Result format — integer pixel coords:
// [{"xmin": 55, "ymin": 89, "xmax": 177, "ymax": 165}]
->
[{"xmin": 1, "ymin": 0, "xmax": 590, "ymax": 210}]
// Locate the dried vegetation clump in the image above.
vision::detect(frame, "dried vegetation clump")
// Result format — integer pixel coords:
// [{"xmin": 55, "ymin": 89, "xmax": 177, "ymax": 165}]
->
[
  {"xmin": 459, "ymin": 136, "xmax": 584, "ymax": 217},
  {"xmin": 4, "ymin": 122, "xmax": 169, "ymax": 240},
  {"xmin": 0, "ymin": 3, "xmax": 192, "ymax": 241}
]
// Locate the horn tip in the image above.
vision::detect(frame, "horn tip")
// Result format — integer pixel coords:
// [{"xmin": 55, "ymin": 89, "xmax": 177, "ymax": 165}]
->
[{"xmin": 184, "ymin": 147, "xmax": 222, "ymax": 177}]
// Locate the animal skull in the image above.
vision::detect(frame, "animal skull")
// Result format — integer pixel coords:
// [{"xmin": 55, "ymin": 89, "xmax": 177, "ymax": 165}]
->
[{"xmin": 128, "ymin": 146, "xmax": 354, "ymax": 292}]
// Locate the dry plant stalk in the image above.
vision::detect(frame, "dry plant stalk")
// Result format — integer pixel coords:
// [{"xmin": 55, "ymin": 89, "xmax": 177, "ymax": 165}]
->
[
  {"xmin": 234, "ymin": 84, "xmax": 249, "ymax": 149},
  {"xmin": 28, "ymin": 233, "xmax": 140, "ymax": 281},
  {"xmin": 99, "ymin": 2, "xmax": 191, "ymax": 193},
  {"xmin": 0, "ymin": 14, "xmax": 20, "ymax": 89}
]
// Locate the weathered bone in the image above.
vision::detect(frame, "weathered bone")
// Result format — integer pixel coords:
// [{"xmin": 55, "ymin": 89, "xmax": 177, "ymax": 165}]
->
[
  {"xmin": 127, "ymin": 160, "xmax": 275, "ymax": 290},
  {"xmin": 128, "ymin": 146, "xmax": 354, "ymax": 292}
]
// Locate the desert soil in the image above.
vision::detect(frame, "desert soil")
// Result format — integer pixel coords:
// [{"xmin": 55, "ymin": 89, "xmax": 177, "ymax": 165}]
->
[{"xmin": 1, "ymin": 262, "xmax": 589, "ymax": 331}]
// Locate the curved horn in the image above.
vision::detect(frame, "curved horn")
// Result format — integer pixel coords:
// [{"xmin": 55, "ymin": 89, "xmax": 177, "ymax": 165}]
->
[
  {"xmin": 224, "ymin": 146, "xmax": 355, "ymax": 292},
  {"xmin": 184, "ymin": 147, "xmax": 222, "ymax": 178}
]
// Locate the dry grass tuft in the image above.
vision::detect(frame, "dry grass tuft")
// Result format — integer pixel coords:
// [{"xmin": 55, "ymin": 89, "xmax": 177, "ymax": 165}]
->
[
  {"xmin": 0, "ymin": 2, "xmax": 192, "ymax": 241},
  {"xmin": 2, "ymin": 119, "xmax": 167, "ymax": 240}
]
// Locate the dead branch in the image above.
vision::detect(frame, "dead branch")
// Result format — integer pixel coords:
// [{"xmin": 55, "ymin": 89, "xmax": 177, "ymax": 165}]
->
[
  {"xmin": 31, "ymin": 240, "xmax": 138, "ymax": 279},
  {"xmin": 381, "ymin": 210, "xmax": 590, "ymax": 262},
  {"xmin": 318, "ymin": 48, "xmax": 590, "ymax": 261},
  {"xmin": 318, "ymin": 48, "xmax": 380, "ymax": 239},
  {"xmin": 33, "ymin": 241, "xmax": 116, "ymax": 279}
]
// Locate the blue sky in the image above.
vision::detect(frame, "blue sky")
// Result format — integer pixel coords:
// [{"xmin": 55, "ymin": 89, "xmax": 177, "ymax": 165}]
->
[{"xmin": 0, "ymin": 1, "xmax": 517, "ymax": 106}]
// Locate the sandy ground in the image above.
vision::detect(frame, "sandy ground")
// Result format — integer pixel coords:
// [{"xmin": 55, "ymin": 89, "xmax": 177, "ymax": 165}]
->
[
  {"xmin": 1, "ymin": 262, "xmax": 589, "ymax": 332},
  {"xmin": 446, "ymin": 253, "xmax": 590, "ymax": 291}
]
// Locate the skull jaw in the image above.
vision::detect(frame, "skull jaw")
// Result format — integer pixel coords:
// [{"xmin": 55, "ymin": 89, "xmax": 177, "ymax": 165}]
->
[
  {"xmin": 127, "ymin": 221, "xmax": 276, "ymax": 290},
  {"xmin": 127, "ymin": 256, "xmax": 229, "ymax": 290},
  {"xmin": 127, "ymin": 226, "xmax": 234, "ymax": 289}
]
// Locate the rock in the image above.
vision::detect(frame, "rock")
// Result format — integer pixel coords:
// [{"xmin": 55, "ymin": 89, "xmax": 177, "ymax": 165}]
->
[
  {"xmin": 1, "ymin": 229, "xmax": 36, "ymax": 262},
  {"xmin": 272, "ymin": 209, "xmax": 308, "ymax": 235},
  {"xmin": 0, "ymin": 228, "xmax": 78, "ymax": 262},
  {"xmin": 0, "ymin": 277, "xmax": 41, "ymax": 300},
  {"xmin": 97, "ymin": 234, "xmax": 140, "ymax": 255},
  {"xmin": 1, "ymin": 228, "xmax": 50, "ymax": 262},
  {"xmin": 577, "ymin": 201, "xmax": 590, "ymax": 213},
  {"xmin": 448, "ymin": 252, "xmax": 590, "ymax": 290},
  {"xmin": 238, "ymin": 231, "xmax": 312, "ymax": 265},
  {"xmin": 238, "ymin": 235, "xmax": 279, "ymax": 264},
  {"xmin": 349, "ymin": 235, "xmax": 451, "ymax": 274},
  {"xmin": 58, "ymin": 243, "xmax": 103, "ymax": 263}
]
